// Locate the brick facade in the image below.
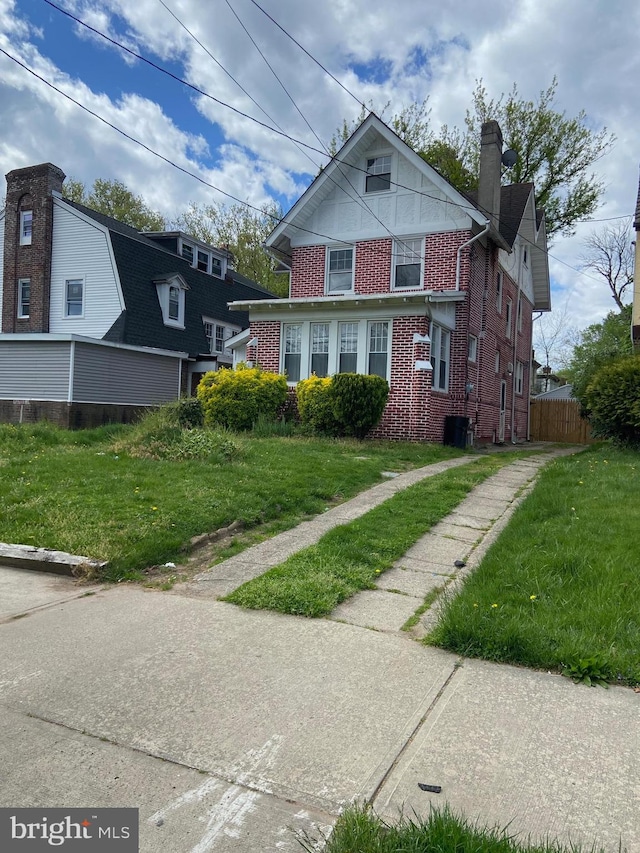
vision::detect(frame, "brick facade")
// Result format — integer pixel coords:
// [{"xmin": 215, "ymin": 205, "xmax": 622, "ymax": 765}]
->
[
  {"xmin": 2, "ymin": 163, "xmax": 65, "ymax": 334},
  {"xmin": 258, "ymin": 234, "xmax": 535, "ymax": 444}
]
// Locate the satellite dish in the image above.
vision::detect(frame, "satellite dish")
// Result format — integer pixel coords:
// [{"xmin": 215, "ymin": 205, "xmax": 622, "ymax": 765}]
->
[{"xmin": 502, "ymin": 149, "xmax": 518, "ymax": 168}]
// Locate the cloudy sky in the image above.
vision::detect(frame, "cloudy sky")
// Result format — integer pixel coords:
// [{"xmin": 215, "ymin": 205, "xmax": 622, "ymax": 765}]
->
[{"xmin": 1, "ymin": 0, "xmax": 638, "ymax": 348}]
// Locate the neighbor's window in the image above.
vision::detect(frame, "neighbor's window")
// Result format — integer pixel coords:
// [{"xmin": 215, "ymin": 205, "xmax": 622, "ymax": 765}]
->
[
  {"xmin": 311, "ymin": 322, "xmax": 330, "ymax": 377},
  {"xmin": 393, "ymin": 238, "xmax": 423, "ymax": 289},
  {"xmin": 365, "ymin": 155, "xmax": 391, "ymax": 192},
  {"xmin": 18, "ymin": 278, "xmax": 30, "ymax": 318},
  {"xmin": 20, "ymin": 210, "xmax": 33, "ymax": 245},
  {"xmin": 495, "ymin": 352, "xmax": 500, "ymax": 374},
  {"xmin": 197, "ymin": 250, "xmax": 209, "ymax": 272},
  {"xmin": 168, "ymin": 285, "xmax": 180, "ymax": 321},
  {"xmin": 368, "ymin": 321, "xmax": 389, "ymax": 379},
  {"xmin": 65, "ymin": 278, "xmax": 84, "ymax": 317},
  {"xmin": 468, "ymin": 334, "xmax": 478, "ymax": 362},
  {"xmin": 431, "ymin": 324, "xmax": 450, "ymax": 392},
  {"xmin": 181, "ymin": 243, "xmax": 194, "ymax": 264},
  {"xmin": 326, "ymin": 247, "xmax": 354, "ymax": 293},
  {"xmin": 496, "ymin": 270, "xmax": 503, "ymax": 313},
  {"xmin": 211, "ymin": 256, "xmax": 222, "ymax": 277},
  {"xmin": 515, "ymin": 361, "xmax": 524, "ymax": 395},
  {"xmin": 339, "ymin": 322, "xmax": 358, "ymax": 373},
  {"xmin": 283, "ymin": 323, "xmax": 302, "ymax": 382}
]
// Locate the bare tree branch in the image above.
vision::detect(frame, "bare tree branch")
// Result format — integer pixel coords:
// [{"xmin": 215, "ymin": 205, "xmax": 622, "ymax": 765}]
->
[{"xmin": 580, "ymin": 219, "xmax": 634, "ymax": 311}]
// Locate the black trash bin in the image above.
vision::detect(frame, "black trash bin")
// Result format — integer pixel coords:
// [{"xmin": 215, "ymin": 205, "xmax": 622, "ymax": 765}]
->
[{"xmin": 443, "ymin": 415, "xmax": 470, "ymax": 449}]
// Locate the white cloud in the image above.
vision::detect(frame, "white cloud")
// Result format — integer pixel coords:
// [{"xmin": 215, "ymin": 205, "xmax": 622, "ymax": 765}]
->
[{"xmin": 2, "ymin": 0, "xmax": 639, "ymax": 335}]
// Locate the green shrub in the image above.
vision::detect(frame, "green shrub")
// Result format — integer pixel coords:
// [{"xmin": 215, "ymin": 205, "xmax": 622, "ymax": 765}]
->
[
  {"xmin": 175, "ymin": 396, "xmax": 204, "ymax": 429},
  {"xmin": 197, "ymin": 365, "xmax": 288, "ymax": 431},
  {"xmin": 296, "ymin": 375, "xmax": 339, "ymax": 434},
  {"xmin": 582, "ymin": 354, "xmax": 640, "ymax": 446},
  {"xmin": 330, "ymin": 373, "xmax": 389, "ymax": 439}
]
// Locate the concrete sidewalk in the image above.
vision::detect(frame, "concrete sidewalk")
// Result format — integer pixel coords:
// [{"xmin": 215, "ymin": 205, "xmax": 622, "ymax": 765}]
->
[{"xmin": 1, "ymin": 445, "xmax": 637, "ymax": 852}]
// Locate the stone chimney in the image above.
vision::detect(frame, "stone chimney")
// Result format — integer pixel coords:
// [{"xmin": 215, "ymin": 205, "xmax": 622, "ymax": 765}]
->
[
  {"xmin": 477, "ymin": 121, "xmax": 503, "ymax": 236},
  {"xmin": 2, "ymin": 163, "xmax": 66, "ymax": 333}
]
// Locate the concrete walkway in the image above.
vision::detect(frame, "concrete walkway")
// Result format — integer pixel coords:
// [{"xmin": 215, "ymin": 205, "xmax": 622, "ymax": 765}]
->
[{"xmin": 1, "ymin": 445, "xmax": 638, "ymax": 853}]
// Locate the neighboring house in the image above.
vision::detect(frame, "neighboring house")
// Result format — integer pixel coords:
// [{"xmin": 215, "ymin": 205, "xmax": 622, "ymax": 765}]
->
[
  {"xmin": 533, "ymin": 384, "xmax": 575, "ymax": 400},
  {"xmin": 229, "ymin": 115, "xmax": 551, "ymax": 444},
  {"xmin": 532, "ymin": 367, "xmax": 569, "ymax": 396},
  {"xmin": 0, "ymin": 163, "xmax": 273, "ymax": 427}
]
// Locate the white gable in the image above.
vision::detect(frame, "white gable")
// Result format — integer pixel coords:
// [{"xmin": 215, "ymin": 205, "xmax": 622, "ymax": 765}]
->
[{"xmin": 269, "ymin": 115, "xmax": 485, "ymax": 255}]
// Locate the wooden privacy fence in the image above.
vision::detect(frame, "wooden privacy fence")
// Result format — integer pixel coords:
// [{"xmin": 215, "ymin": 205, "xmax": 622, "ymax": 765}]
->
[{"xmin": 530, "ymin": 399, "xmax": 595, "ymax": 444}]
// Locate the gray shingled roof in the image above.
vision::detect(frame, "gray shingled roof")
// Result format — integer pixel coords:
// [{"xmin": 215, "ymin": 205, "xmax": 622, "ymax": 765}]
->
[
  {"xmin": 466, "ymin": 183, "xmax": 534, "ymax": 249},
  {"xmin": 534, "ymin": 384, "xmax": 575, "ymax": 400},
  {"xmin": 63, "ymin": 199, "xmax": 274, "ymax": 358}
]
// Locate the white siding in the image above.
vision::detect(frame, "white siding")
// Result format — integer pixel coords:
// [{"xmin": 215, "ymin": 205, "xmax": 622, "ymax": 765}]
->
[
  {"xmin": 0, "ymin": 340, "xmax": 71, "ymax": 400},
  {"xmin": 73, "ymin": 342, "xmax": 180, "ymax": 405},
  {"xmin": 0, "ymin": 213, "xmax": 4, "ymax": 321},
  {"xmin": 49, "ymin": 203, "xmax": 123, "ymax": 336}
]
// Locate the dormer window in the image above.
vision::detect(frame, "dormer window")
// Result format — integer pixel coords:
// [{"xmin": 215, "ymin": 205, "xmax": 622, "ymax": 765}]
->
[
  {"xmin": 155, "ymin": 274, "xmax": 189, "ymax": 328},
  {"xmin": 179, "ymin": 237, "xmax": 225, "ymax": 278},
  {"xmin": 365, "ymin": 156, "xmax": 391, "ymax": 193},
  {"xmin": 20, "ymin": 210, "xmax": 33, "ymax": 245}
]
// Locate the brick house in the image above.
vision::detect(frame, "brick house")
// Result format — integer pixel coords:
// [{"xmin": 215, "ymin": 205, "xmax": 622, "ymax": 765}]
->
[
  {"xmin": 0, "ymin": 163, "xmax": 273, "ymax": 427},
  {"xmin": 229, "ymin": 115, "xmax": 551, "ymax": 444}
]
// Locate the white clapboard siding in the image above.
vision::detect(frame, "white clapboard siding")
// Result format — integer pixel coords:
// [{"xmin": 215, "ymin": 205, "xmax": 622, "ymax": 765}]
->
[
  {"xmin": 0, "ymin": 340, "xmax": 71, "ymax": 400},
  {"xmin": 49, "ymin": 203, "xmax": 123, "ymax": 337},
  {"xmin": 73, "ymin": 342, "xmax": 180, "ymax": 405}
]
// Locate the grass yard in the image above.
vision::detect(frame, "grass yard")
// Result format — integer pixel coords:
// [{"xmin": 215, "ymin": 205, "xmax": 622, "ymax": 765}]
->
[
  {"xmin": 306, "ymin": 804, "xmax": 610, "ymax": 853},
  {"xmin": 429, "ymin": 445, "xmax": 640, "ymax": 687},
  {"xmin": 226, "ymin": 454, "xmax": 522, "ymax": 617},
  {"xmin": 0, "ymin": 421, "xmax": 462, "ymax": 581}
]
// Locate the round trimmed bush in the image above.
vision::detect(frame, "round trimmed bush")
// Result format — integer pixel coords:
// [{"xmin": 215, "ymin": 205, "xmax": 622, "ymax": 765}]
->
[{"xmin": 197, "ymin": 364, "xmax": 288, "ymax": 431}]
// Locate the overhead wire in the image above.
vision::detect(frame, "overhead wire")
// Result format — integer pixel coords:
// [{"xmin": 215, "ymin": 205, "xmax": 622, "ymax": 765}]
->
[{"xmin": 14, "ymin": 7, "xmax": 621, "ymax": 286}]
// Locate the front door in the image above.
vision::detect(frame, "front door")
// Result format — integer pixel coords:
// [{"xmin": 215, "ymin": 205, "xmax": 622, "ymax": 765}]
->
[{"xmin": 498, "ymin": 379, "xmax": 507, "ymax": 443}]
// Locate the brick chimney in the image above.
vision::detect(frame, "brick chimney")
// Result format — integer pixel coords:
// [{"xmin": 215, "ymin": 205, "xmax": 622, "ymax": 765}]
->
[
  {"xmin": 477, "ymin": 121, "xmax": 503, "ymax": 236},
  {"xmin": 2, "ymin": 163, "xmax": 66, "ymax": 333}
]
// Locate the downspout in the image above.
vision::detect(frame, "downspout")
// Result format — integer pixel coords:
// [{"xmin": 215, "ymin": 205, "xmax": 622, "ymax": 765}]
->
[{"xmin": 456, "ymin": 221, "xmax": 490, "ymax": 290}]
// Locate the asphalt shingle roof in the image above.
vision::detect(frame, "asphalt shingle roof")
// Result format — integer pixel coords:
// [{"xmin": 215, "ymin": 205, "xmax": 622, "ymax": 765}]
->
[{"xmin": 63, "ymin": 199, "xmax": 274, "ymax": 358}]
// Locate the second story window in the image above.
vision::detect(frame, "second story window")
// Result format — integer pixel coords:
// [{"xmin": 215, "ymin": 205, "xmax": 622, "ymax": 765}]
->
[
  {"xmin": 393, "ymin": 238, "xmax": 423, "ymax": 289},
  {"xmin": 505, "ymin": 298, "xmax": 513, "ymax": 340},
  {"xmin": 326, "ymin": 247, "xmax": 354, "ymax": 293},
  {"xmin": 65, "ymin": 279, "xmax": 84, "ymax": 317},
  {"xmin": 365, "ymin": 155, "xmax": 391, "ymax": 192},
  {"xmin": 18, "ymin": 279, "xmax": 30, "ymax": 318},
  {"xmin": 20, "ymin": 210, "xmax": 33, "ymax": 245},
  {"xmin": 156, "ymin": 275, "xmax": 187, "ymax": 328},
  {"xmin": 197, "ymin": 250, "xmax": 209, "ymax": 272},
  {"xmin": 181, "ymin": 243, "xmax": 194, "ymax": 264}
]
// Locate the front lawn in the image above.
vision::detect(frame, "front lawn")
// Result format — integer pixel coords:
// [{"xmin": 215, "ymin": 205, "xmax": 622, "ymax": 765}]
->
[
  {"xmin": 0, "ymin": 422, "xmax": 462, "ymax": 581},
  {"xmin": 428, "ymin": 446, "xmax": 640, "ymax": 686}
]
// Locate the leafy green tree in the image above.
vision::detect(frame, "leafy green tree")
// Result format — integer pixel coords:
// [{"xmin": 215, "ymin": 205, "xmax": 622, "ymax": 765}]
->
[
  {"xmin": 63, "ymin": 177, "xmax": 165, "ymax": 231},
  {"xmin": 565, "ymin": 306, "xmax": 632, "ymax": 402},
  {"xmin": 173, "ymin": 200, "xmax": 285, "ymax": 296},
  {"xmin": 333, "ymin": 78, "xmax": 614, "ymax": 239}
]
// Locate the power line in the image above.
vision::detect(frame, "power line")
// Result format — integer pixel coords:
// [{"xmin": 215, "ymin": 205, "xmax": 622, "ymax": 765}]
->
[
  {"xmin": 41, "ymin": 0, "xmax": 628, "ymax": 238},
  {"xmin": 248, "ymin": 0, "xmax": 364, "ymax": 110}
]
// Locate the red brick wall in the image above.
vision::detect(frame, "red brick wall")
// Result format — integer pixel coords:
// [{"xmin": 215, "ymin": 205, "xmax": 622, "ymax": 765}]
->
[
  {"xmin": 290, "ymin": 246, "xmax": 325, "ymax": 298},
  {"xmin": 2, "ymin": 163, "xmax": 65, "ymax": 333},
  {"xmin": 250, "ymin": 320, "xmax": 281, "ymax": 373}
]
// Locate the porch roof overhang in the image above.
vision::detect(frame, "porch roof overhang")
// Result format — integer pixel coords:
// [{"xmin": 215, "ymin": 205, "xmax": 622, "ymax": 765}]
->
[{"xmin": 228, "ymin": 290, "xmax": 466, "ymax": 314}]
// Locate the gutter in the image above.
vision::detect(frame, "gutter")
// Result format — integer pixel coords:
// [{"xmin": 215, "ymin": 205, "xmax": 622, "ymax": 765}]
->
[{"xmin": 456, "ymin": 221, "xmax": 490, "ymax": 290}]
